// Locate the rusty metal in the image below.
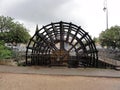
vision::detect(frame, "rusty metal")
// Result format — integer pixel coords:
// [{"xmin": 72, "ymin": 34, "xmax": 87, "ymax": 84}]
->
[{"xmin": 26, "ymin": 21, "xmax": 98, "ymax": 67}]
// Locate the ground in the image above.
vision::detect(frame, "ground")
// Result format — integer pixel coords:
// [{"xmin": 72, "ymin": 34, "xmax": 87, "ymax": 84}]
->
[{"xmin": 0, "ymin": 72, "xmax": 120, "ymax": 90}]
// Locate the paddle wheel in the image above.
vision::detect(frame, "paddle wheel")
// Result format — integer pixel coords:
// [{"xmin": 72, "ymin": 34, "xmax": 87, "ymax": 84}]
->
[{"xmin": 26, "ymin": 21, "xmax": 98, "ymax": 67}]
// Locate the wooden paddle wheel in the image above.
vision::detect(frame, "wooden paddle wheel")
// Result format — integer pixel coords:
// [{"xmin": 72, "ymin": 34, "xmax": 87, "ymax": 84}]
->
[{"xmin": 26, "ymin": 21, "xmax": 98, "ymax": 67}]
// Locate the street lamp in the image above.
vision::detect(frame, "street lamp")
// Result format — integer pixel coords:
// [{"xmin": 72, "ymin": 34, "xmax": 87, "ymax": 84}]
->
[{"xmin": 103, "ymin": 0, "xmax": 108, "ymax": 30}]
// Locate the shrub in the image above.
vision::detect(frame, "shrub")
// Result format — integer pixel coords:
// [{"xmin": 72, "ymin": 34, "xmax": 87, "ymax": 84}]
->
[{"xmin": 0, "ymin": 41, "xmax": 13, "ymax": 59}]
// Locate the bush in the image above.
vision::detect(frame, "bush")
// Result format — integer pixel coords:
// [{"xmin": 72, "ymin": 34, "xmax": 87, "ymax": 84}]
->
[{"xmin": 0, "ymin": 41, "xmax": 13, "ymax": 59}]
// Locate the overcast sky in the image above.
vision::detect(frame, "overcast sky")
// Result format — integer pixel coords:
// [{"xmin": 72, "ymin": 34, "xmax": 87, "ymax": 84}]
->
[{"xmin": 0, "ymin": 0, "xmax": 120, "ymax": 37}]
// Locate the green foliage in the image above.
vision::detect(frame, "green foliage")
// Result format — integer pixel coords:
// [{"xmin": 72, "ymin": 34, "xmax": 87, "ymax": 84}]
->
[
  {"xmin": 99, "ymin": 25, "xmax": 120, "ymax": 49},
  {"xmin": 7, "ymin": 23, "xmax": 31, "ymax": 44},
  {"xmin": 93, "ymin": 37, "xmax": 99, "ymax": 44},
  {"xmin": 0, "ymin": 16, "xmax": 14, "ymax": 32},
  {"xmin": 0, "ymin": 15, "xmax": 31, "ymax": 44},
  {"xmin": 0, "ymin": 41, "xmax": 13, "ymax": 59}
]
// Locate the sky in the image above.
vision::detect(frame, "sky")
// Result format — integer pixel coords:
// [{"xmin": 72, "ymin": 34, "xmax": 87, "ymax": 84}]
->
[{"xmin": 0, "ymin": 0, "xmax": 120, "ymax": 38}]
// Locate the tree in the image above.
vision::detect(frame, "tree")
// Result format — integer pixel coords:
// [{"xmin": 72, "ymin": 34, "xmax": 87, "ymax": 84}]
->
[
  {"xmin": 93, "ymin": 37, "xmax": 99, "ymax": 44},
  {"xmin": 0, "ymin": 16, "xmax": 14, "ymax": 32},
  {"xmin": 0, "ymin": 16, "xmax": 14, "ymax": 41},
  {"xmin": 99, "ymin": 25, "xmax": 120, "ymax": 49},
  {"xmin": 7, "ymin": 23, "xmax": 31, "ymax": 45},
  {"xmin": 0, "ymin": 15, "xmax": 31, "ymax": 44}
]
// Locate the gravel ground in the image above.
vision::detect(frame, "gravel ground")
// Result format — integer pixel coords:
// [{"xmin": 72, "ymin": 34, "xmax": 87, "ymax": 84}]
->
[
  {"xmin": 0, "ymin": 65, "xmax": 120, "ymax": 90},
  {"xmin": 0, "ymin": 73, "xmax": 120, "ymax": 90},
  {"xmin": 0, "ymin": 65, "xmax": 120, "ymax": 77}
]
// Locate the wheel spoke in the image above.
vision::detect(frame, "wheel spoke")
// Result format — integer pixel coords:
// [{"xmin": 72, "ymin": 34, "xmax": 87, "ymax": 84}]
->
[
  {"xmin": 68, "ymin": 42, "xmax": 79, "ymax": 52},
  {"xmin": 51, "ymin": 23, "xmax": 58, "ymax": 40},
  {"xmin": 60, "ymin": 21, "xmax": 64, "ymax": 50},
  {"xmin": 70, "ymin": 27, "xmax": 80, "ymax": 44},
  {"xmin": 66, "ymin": 23, "xmax": 72, "ymax": 42}
]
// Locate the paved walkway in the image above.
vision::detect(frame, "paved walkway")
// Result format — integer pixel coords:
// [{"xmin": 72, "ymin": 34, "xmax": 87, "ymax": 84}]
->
[{"xmin": 0, "ymin": 65, "xmax": 120, "ymax": 78}]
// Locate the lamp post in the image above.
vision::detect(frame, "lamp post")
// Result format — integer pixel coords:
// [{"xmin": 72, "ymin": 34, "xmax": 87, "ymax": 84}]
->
[{"xmin": 103, "ymin": 0, "xmax": 108, "ymax": 30}]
